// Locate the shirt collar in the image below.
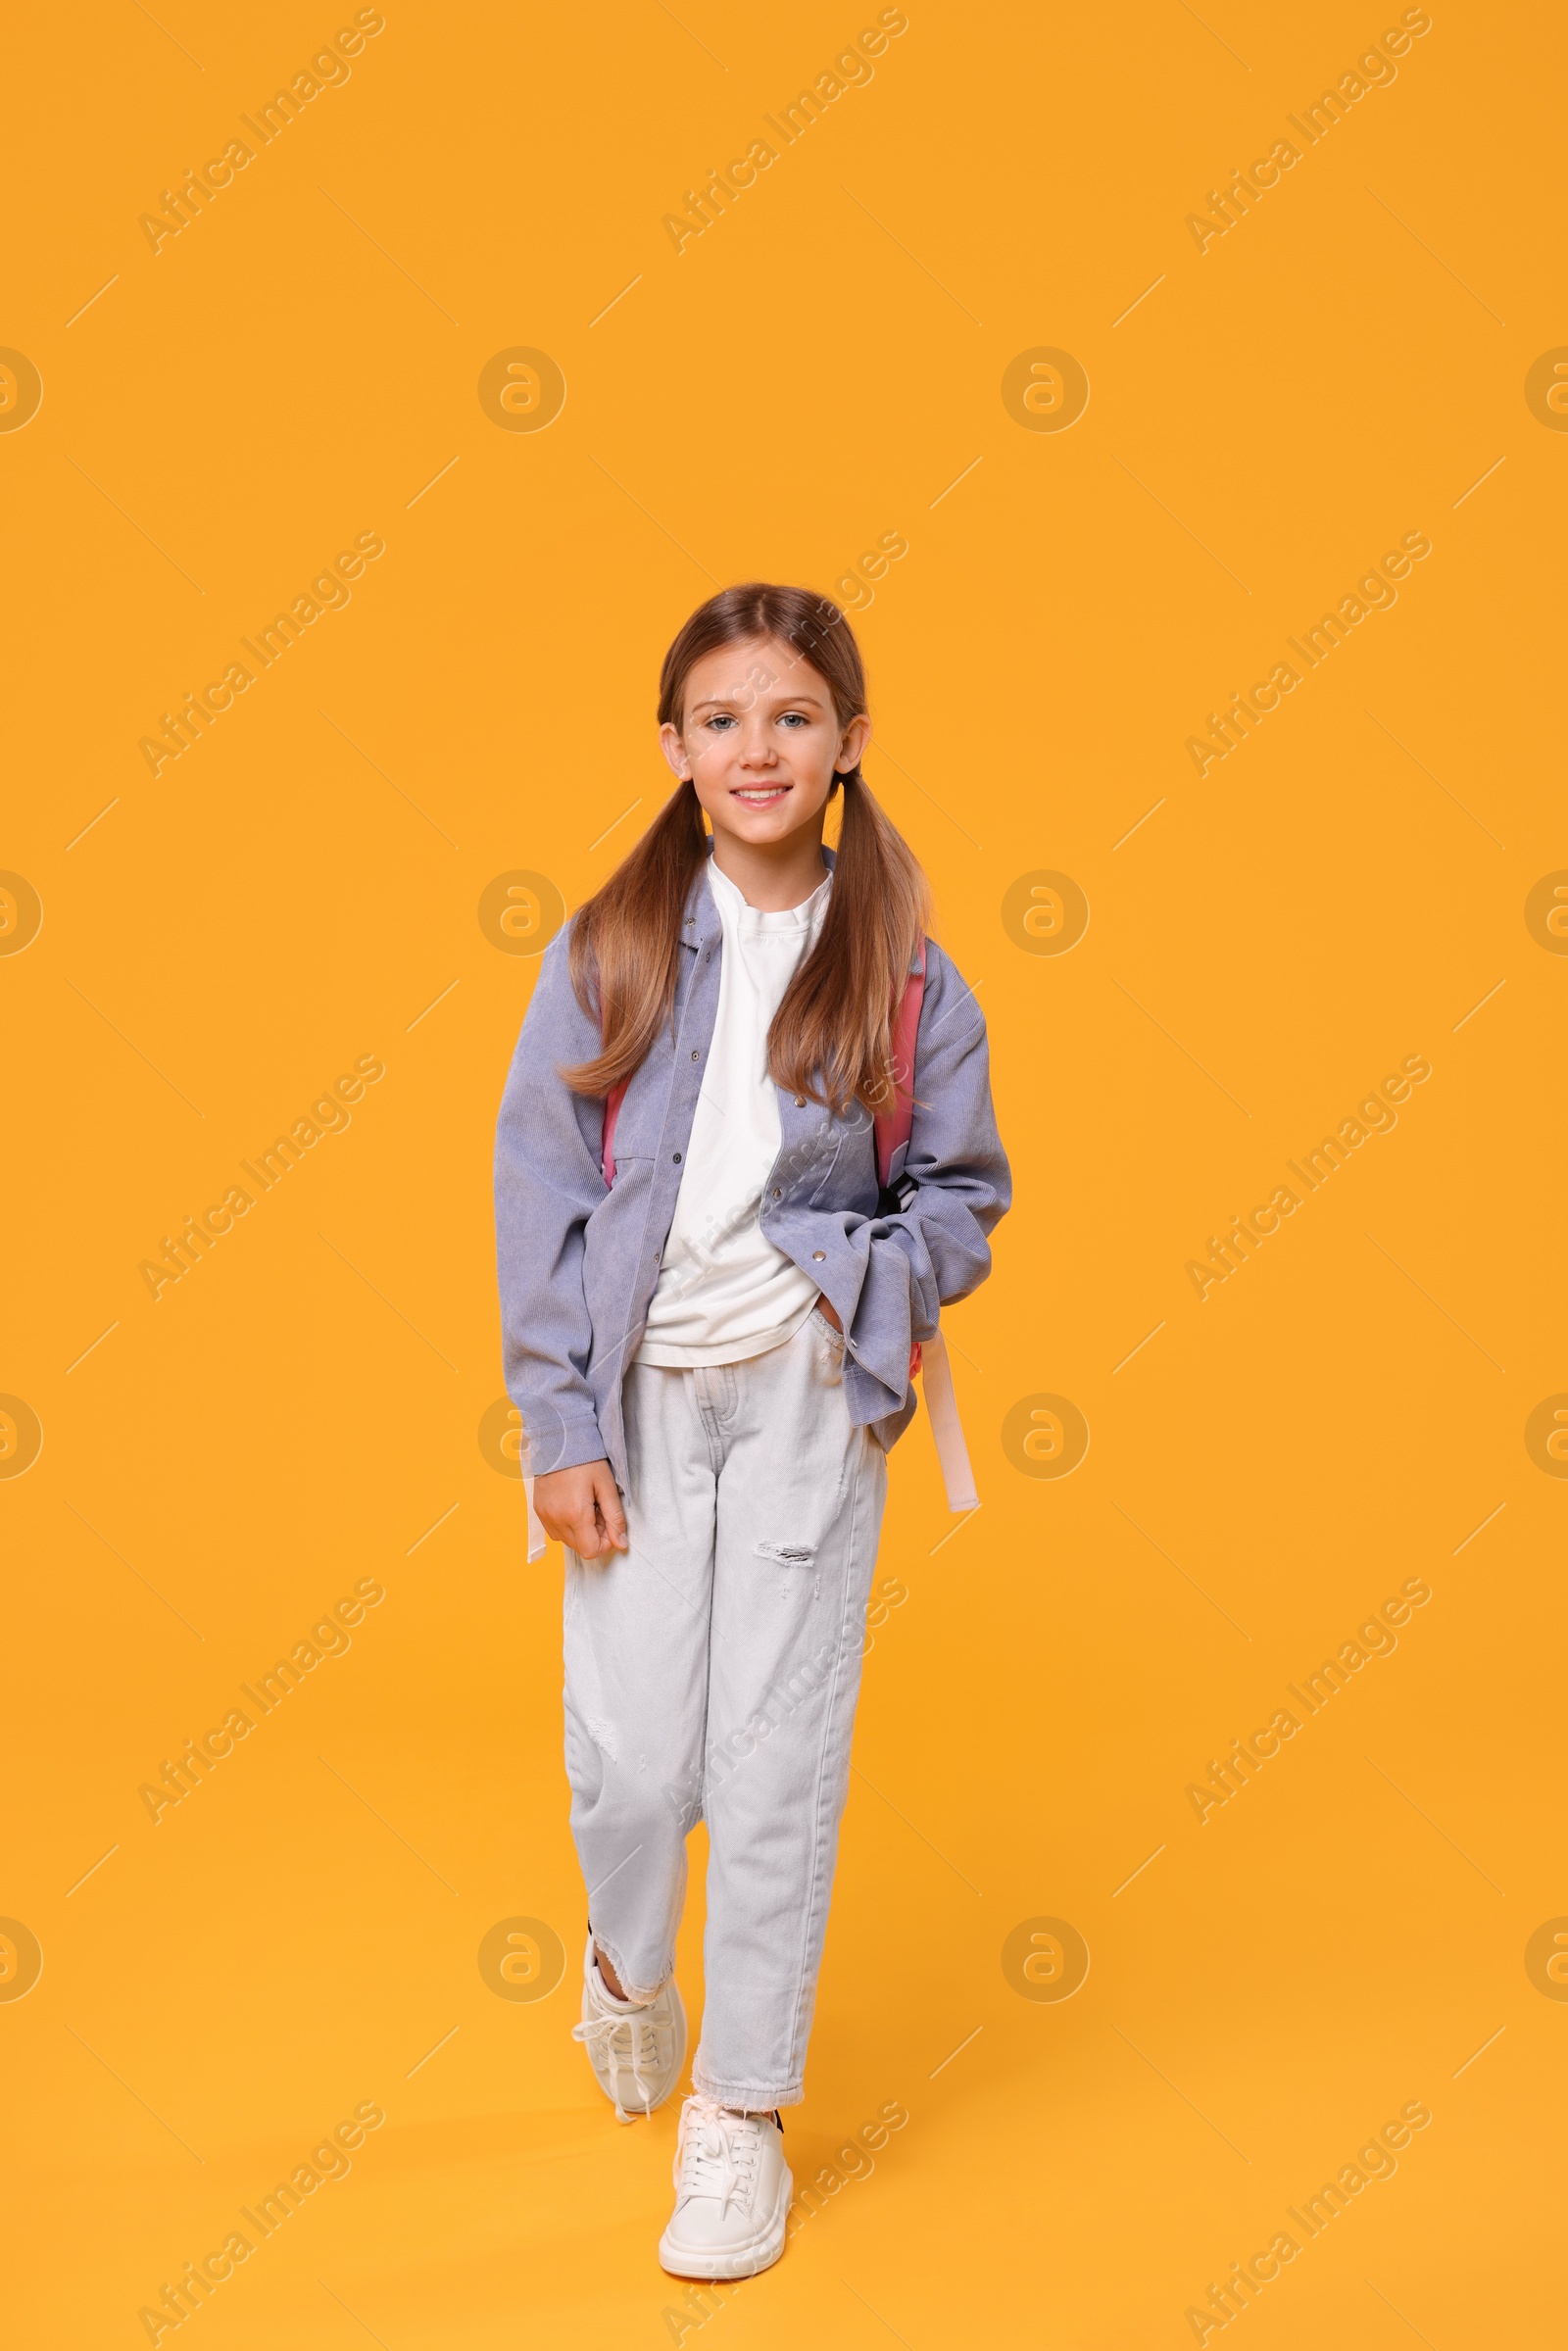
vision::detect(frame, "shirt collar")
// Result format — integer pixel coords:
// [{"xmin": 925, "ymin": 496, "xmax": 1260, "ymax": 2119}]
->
[{"xmin": 683, "ymin": 839, "xmax": 835, "ymax": 948}]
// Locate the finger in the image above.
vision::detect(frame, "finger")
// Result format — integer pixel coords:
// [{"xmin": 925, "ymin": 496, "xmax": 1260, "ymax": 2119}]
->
[{"xmin": 593, "ymin": 1474, "xmax": 629, "ymax": 1550}]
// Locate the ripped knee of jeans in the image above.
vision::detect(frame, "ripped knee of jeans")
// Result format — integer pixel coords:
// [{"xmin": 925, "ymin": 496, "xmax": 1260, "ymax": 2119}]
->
[
  {"xmin": 755, "ymin": 1541, "xmax": 817, "ymax": 1567},
  {"xmin": 585, "ymin": 1713, "xmax": 620, "ymax": 1763}
]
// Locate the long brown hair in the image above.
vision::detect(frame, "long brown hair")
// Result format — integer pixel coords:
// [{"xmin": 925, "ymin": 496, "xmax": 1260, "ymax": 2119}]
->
[{"xmin": 563, "ymin": 583, "xmax": 931, "ymax": 1116}]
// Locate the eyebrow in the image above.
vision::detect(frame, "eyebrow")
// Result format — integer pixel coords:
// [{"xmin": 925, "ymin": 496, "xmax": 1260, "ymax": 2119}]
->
[{"xmin": 690, "ymin": 690, "xmax": 827, "ymax": 714}]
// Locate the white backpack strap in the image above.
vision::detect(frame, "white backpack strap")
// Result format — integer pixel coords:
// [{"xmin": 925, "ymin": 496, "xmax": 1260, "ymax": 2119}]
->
[
  {"xmin": 919, "ymin": 1330, "xmax": 978, "ymax": 1512},
  {"xmin": 522, "ymin": 1476, "xmax": 548, "ymax": 1563},
  {"xmin": 515, "ymin": 1421, "xmax": 549, "ymax": 1562}
]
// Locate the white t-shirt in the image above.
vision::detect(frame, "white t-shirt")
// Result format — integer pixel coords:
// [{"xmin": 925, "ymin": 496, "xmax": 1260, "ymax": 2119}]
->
[{"xmin": 637, "ymin": 857, "xmax": 831, "ymax": 1367}]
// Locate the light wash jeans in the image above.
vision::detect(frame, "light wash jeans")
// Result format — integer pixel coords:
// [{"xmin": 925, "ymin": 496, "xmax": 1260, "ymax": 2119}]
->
[{"xmin": 563, "ymin": 1308, "xmax": 888, "ymax": 2109}]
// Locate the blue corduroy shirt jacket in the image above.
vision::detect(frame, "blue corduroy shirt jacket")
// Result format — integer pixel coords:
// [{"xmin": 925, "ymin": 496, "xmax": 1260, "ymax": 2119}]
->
[{"xmin": 494, "ymin": 849, "xmax": 1010, "ymax": 1494}]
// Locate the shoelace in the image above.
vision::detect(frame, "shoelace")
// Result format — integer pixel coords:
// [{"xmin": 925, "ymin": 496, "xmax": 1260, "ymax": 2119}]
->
[
  {"xmin": 571, "ymin": 2001, "xmax": 664, "ymax": 2122},
  {"xmin": 672, "ymin": 2095, "xmax": 762, "ymax": 2217}
]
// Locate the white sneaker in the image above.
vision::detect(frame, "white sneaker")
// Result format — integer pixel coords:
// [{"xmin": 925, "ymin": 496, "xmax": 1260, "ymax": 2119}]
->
[
  {"xmin": 570, "ymin": 1937, "xmax": 687, "ymax": 2121},
  {"xmin": 658, "ymin": 2095, "xmax": 794, "ymax": 2278}
]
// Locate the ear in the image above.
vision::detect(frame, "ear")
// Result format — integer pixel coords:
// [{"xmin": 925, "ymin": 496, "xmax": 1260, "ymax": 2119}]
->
[
  {"xmin": 659, "ymin": 720, "xmax": 692, "ymax": 781},
  {"xmin": 834, "ymin": 712, "xmax": 871, "ymax": 773}
]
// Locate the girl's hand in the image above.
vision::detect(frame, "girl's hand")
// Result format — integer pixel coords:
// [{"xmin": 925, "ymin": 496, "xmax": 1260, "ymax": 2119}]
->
[
  {"xmin": 534, "ymin": 1461, "xmax": 628, "ymax": 1559},
  {"xmin": 814, "ymin": 1293, "xmax": 843, "ymax": 1333}
]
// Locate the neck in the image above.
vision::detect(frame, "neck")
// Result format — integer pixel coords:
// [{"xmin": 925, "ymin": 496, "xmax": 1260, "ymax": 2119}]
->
[{"xmin": 709, "ymin": 820, "xmax": 829, "ymax": 912}]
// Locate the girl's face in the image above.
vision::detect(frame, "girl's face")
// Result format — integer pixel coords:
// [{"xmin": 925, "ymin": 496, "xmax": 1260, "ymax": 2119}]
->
[{"xmin": 660, "ymin": 634, "xmax": 870, "ymax": 851}]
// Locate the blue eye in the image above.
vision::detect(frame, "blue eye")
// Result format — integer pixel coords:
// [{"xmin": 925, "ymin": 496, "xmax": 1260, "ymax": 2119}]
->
[
  {"xmin": 779, "ymin": 712, "xmax": 808, "ymax": 728},
  {"xmin": 708, "ymin": 712, "xmax": 736, "ymax": 731}
]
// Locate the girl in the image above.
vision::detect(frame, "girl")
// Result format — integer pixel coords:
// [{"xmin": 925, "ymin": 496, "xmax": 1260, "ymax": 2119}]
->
[{"xmin": 494, "ymin": 583, "xmax": 1009, "ymax": 2278}]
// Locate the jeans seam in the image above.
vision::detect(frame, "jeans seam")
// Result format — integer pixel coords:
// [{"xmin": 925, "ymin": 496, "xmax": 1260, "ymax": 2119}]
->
[
  {"xmin": 692, "ymin": 1366, "xmax": 726, "ymax": 1476},
  {"xmin": 695, "ymin": 1365, "xmax": 731, "ymax": 1823},
  {"xmin": 781, "ymin": 1432, "xmax": 868, "ymax": 2082},
  {"xmin": 691, "ymin": 2066, "xmax": 806, "ymax": 2108}
]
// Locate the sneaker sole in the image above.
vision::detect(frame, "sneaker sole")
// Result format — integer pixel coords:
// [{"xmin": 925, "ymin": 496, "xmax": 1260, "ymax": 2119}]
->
[{"xmin": 658, "ymin": 2164, "xmax": 794, "ymax": 2279}]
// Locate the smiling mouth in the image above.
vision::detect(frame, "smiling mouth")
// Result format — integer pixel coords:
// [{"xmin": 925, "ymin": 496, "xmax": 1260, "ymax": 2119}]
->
[{"xmin": 732, "ymin": 783, "xmax": 791, "ymax": 803}]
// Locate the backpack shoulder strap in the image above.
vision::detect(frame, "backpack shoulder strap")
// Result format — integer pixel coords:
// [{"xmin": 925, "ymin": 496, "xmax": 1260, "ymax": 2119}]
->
[
  {"xmin": 873, "ymin": 939, "xmax": 926, "ymax": 1194},
  {"xmin": 602, "ymin": 1078, "xmax": 628, "ymax": 1189}
]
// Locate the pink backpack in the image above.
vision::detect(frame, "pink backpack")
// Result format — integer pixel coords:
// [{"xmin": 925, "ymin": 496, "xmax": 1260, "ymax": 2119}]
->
[{"xmin": 602, "ymin": 943, "xmax": 977, "ymax": 1513}]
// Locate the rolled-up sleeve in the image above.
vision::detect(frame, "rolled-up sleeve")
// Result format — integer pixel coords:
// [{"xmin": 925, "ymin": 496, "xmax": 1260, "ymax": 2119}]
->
[{"xmin": 493, "ymin": 927, "xmax": 613, "ymax": 1476}]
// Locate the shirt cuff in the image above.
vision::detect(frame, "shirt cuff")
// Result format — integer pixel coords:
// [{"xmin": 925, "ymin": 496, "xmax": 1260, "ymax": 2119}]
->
[{"xmin": 516, "ymin": 1408, "xmax": 610, "ymax": 1479}]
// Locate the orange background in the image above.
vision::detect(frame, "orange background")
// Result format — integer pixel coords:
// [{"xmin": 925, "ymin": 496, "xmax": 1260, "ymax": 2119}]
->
[{"xmin": 5, "ymin": 1, "xmax": 1564, "ymax": 2341}]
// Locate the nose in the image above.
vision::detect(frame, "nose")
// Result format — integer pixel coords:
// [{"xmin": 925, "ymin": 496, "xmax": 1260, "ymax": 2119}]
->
[{"xmin": 737, "ymin": 715, "xmax": 777, "ymax": 767}]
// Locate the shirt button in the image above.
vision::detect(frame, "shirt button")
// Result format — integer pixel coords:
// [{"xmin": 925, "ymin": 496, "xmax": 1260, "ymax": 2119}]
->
[
  {"xmin": 691, "ymin": 1050, "xmax": 700, "ymax": 1059},
  {"xmin": 812, "ymin": 1250, "xmax": 825, "ymax": 1261},
  {"xmin": 673, "ymin": 1152, "xmax": 682, "ymax": 1163},
  {"xmin": 771, "ymin": 1189, "xmax": 782, "ymax": 1200},
  {"xmin": 794, "ymin": 1097, "xmax": 805, "ymax": 1106}
]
